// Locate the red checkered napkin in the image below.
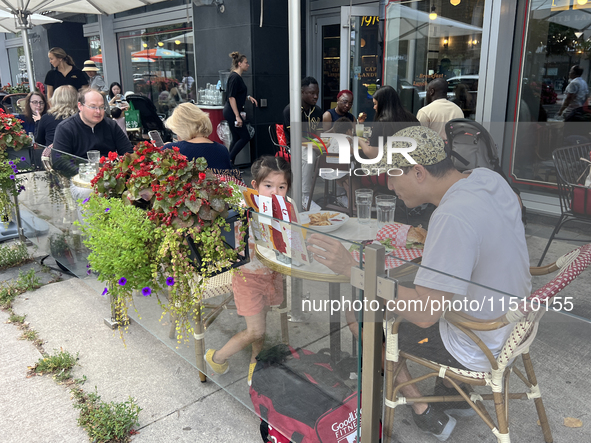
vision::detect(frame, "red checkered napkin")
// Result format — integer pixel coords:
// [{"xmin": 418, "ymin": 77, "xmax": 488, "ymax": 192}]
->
[{"xmin": 350, "ymin": 223, "xmax": 423, "ymax": 269}]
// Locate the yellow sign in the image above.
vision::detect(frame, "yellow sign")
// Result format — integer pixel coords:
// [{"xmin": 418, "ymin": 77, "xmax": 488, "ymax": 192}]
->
[
  {"xmin": 361, "ymin": 16, "xmax": 379, "ymax": 27},
  {"xmin": 367, "ymin": 84, "xmax": 378, "ymax": 95},
  {"xmin": 551, "ymin": 0, "xmax": 570, "ymax": 10}
]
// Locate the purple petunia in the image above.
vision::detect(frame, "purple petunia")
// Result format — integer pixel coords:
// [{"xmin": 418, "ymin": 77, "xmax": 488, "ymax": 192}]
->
[
  {"xmin": 142, "ymin": 287, "xmax": 152, "ymax": 296},
  {"xmin": 102, "ymin": 287, "xmax": 108, "ymax": 296},
  {"xmin": 82, "ymin": 197, "xmax": 90, "ymax": 204},
  {"xmin": 105, "ymin": 208, "xmax": 110, "ymax": 213},
  {"xmin": 166, "ymin": 277, "xmax": 175, "ymax": 287},
  {"xmin": 118, "ymin": 277, "xmax": 127, "ymax": 286},
  {"xmin": 9, "ymin": 175, "xmax": 15, "ymax": 180},
  {"xmin": 20, "ymin": 157, "xmax": 26, "ymax": 162},
  {"xmin": 8, "ymin": 161, "xmax": 13, "ymax": 165},
  {"xmin": 87, "ymin": 270, "xmax": 91, "ymax": 275}
]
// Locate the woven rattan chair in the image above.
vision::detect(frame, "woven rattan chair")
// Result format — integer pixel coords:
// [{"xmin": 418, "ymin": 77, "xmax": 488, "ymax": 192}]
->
[
  {"xmin": 538, "ymin": 143, "xmax": 591, "ymax": 266},
  {"xmin": 383, "ymin": 244, "xmax": 591, "ymax": 443},
  {"xmin": 168, "ymin": 271, "xmax": 289, "ymax": 382}
]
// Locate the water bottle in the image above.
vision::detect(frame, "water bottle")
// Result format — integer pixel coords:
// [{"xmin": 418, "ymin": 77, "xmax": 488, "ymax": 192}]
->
[{"xmin": 28, "ymin": 132, "xmax": 35, "ymax": 149}]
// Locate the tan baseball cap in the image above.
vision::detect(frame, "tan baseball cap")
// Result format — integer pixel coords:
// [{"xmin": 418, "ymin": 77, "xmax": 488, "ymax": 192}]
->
[
  {"xmin": 82, "ymin": 60, "xmax": 99, "ymax": 72},
  {"xmin": 373, "ymin": 125, "xmax": 447, "ymax": 171}
]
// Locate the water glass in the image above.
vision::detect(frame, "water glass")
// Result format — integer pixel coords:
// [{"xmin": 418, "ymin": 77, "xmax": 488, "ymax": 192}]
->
[
  {"xmin": 375, "ymin": 195, "xmax": 397, "ymax": 230},
  {"xmin": 355, "ymin": 189, "xmax": 373, "ymax": 225},
  {"xmin": 79, "ymin": 163, "xmax": 96, "ymax": 183},
  {"xmin": 87, "ymin": 150, "xmax": 100, "ymax": 163},
  {"xmin": 356, "ymin": 124, "xmax": 364, "ymax": 137}
]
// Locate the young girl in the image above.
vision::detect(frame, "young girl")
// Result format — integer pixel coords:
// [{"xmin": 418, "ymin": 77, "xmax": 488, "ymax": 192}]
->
[{"xmin": 205, "ymin": 156, "xmax": 291, "ymax": 386}]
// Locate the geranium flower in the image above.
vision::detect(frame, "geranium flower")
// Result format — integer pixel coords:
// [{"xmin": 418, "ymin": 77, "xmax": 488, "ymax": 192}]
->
[
  {"xmin": 118, "ymin": 277, "xmax": 127, "ymax": 286},
  {"xmin": 198, "ymin": 172, "xmax": 206, "ymax": 181},
  {"xmin": 99, "ymin": 156, "xmax": 106, "ymax": 164},
  {"xmin": 166, "ymin": 277, "xmax": 175, "ymax": 286},
  {"xmin": 108, "ymin": 151, "xmax": 118, "ymax": 161},
  {"xmin": 142, "ymin": 287, "xmax": 152, "ymax": 296},
  {"xmin": 102, "ymin": 287, "xmax": 108, "ymax": 296}
]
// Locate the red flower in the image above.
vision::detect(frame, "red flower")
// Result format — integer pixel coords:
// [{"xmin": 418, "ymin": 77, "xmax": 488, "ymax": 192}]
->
[
  {"xmin": 99, "ymin": 156, "xmax": 106, "ymax": 164},
  {"xmin": 198, "ymin": 172, "xmax": 206, "ymax": 181},
  {"xmin": 108, "ymin": 151, "xmax": 118, "ymax": 161},
  {"xmin": 173, "ymin": 146, "xmax": 180, "ymax": 152}
]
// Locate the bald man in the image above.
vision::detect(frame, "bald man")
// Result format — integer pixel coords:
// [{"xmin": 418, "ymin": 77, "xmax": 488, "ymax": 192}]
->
[{"xmin": 417, "ymin": 78, "xmax": 463, "ymax": 140}]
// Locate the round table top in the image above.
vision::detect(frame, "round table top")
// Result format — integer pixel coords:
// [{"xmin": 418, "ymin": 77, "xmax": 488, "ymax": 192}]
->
[
  {"xmin": 255, "ymin": 217, "xmax": 379, "ymax": 283},
  {"xmin": 71, "ymin": 174, "xmax": 92, "ymax": 189}
]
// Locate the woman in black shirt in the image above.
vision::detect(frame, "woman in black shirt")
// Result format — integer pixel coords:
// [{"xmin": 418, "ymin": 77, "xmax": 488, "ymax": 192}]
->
[
  {"xmin": 222, "ymin": 51, "xmax": 258, "ymax": 163},
  {"xmin": 44, "ymin": 47, "xmax": 88, "ymax": 99},
  {"xmin": 16, "ymin": 91, "xmax": 50, "ymax": 135}
]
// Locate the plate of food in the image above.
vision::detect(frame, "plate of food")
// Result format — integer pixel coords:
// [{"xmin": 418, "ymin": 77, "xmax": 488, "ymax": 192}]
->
[{"xmin": 300, "ymin": 211, "xmax": 350, "ymax": 233}]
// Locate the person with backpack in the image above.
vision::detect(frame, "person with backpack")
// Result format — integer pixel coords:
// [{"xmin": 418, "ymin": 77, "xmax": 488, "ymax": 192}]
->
[
  {"xmin": 306, "ymin": 126, "xmax": 530, "ymax": 441},
  {"xmin": 205, "ymin": 156, "xmax": 292, "ymax": 387}
]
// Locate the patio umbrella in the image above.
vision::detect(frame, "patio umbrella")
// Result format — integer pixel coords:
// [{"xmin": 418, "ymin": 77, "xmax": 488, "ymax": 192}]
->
[
  {"xmin": 91, "ymin": 54, "xmax": 156, "ymax": 63},
  {"xmin": 0, "ymin": 10, "xmax": 61, "ymax": 33},
  {"xmin": 0, "ymin": 0, "xmax": 170, "ymax": 91},
  {"xmin": 131, "ymin": 47, "xmax": 184, "ymax": 59}
]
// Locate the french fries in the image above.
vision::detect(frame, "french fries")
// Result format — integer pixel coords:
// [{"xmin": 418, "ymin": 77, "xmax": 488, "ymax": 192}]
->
[{"xmin": 308, "ymin": 212, "xmax": 340, "ymax": 226}]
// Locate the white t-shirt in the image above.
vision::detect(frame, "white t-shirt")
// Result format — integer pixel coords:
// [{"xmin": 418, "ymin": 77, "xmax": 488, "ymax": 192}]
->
[
  {"xmin": 416, "ymin": 99, "xmax": 464, "ymax": 140},
  {"xmin": 564, "ymin": 77, "xmax": 589, "ymax": 115},
  {"xmin": 414, "ymin": 168, "xmax": 531, "ymax": 371}
]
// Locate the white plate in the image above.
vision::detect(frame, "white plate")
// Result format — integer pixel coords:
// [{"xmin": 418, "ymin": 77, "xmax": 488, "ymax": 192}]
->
[{"xmin": 299, "ymin": 210, "xmax": 350, "ymax": 233}]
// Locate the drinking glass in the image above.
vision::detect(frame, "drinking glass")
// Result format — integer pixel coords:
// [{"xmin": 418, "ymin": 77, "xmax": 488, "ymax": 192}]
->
[
  {"xmin": 375, "ymin": 195, "xmax": 397, "ymax": 230},
  {"xmin": 355, "ymin": 188, "xmax": 373, "ymax": 224},
  {"xmin": 356, "ymin": 124, "xmax": 364, "ymax": 137},
  {"xmin": 87, "ymin": 150, "xmax": 100, "ymax": 163}
]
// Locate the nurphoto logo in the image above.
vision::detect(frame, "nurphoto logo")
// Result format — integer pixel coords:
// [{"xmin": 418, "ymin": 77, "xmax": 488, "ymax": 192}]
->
[{"xmin": 306, "ymin": 134, "xmax": 418, "ymax": 177}]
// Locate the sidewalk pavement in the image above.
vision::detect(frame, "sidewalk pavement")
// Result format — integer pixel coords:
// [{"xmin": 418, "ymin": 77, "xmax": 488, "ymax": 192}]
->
[{"xmin": 1, "ymin": 222, "xmax": 591, "ymax": 443}]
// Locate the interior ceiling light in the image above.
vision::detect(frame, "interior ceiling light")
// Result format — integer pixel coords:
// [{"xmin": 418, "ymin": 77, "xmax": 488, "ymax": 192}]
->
[
  {"xmin": 429, "ymin": 7, "xmax": 437, "ymax": 20},
  {"xmin": 577, "ymin": 0, "xmax": 588, "ymax": 6},
  {"xmin": 158, "ymin": 42, "xmax": 164, "ymax": 47},
  {"xmin": 175, "ymin": 39, "xmax": 181, "ymax": 45},
  {"xmin": 142, "ymin": 43, "xmax": 147, "ymax": 48},
  {"xmin": 575, "ymin": 32, "xmax": 584, "ymax": 38},
  {"xmin": 450, "ymin": 0, "xmax": 461, "ymax": 5}
]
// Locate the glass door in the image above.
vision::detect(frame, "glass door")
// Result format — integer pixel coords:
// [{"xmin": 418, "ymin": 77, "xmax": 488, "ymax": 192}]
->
[{"xmin": 340, "ymin": 5, "xmax": 380, "ymax": 121}]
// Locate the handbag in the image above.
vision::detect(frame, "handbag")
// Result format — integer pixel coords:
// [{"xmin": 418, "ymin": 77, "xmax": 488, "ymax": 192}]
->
[{"xmin": 124, "ymin": 101, "xmax": 141, "ymax": 130}]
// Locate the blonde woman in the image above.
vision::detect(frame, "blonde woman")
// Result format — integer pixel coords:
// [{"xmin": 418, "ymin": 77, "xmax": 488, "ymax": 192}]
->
[
  {"xmin": 164, "ymin": 103, "xmax": 233, "ymax": 170},
  {"xmin": 44, "ymin": 47, "xmax": 88, "ymax": 99},
  {"xmin": 35, "ymin": 85, "xmax": 78, "ymax": 146}
]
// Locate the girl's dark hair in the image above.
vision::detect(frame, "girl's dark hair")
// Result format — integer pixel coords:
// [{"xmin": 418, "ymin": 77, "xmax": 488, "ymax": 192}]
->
[
  {"xmin": 251, "ymin": 156, "xmax": 292, "ymax": 190},
  {"xmin": 23, "ymin": 90, "xmax": 49, "ymax": 123},
  {"xmin": 48, "ymin": 47, "xmax": 75, "ymax": 67},
  {"xmin": 230, "ymin": 51, "xmax": 247, "ymax": 70},
  {"xmin": 333, "ymin": 116, "xmax": 353, "ymax": 135},
  {"xmin": 373, "ymin": 85, "xmax": 416, "ymax": 123},
  {"xmin": 109, "ymin": 82, "xmax": 122, "ymax": 98}
]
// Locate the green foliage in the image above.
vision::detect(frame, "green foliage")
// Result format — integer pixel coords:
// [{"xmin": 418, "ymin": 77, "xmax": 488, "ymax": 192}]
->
[
  {"xmin": 0, "ymin": 241, "xmax": 31, "ymax": 270},
  {"xmin": 0, "ymin": 268, "xmax": 41, "ymax": 308},
  {"xmin": 8, "ymin": 312, "xmax": 25, "ymax": 323},
  {"xmin": 20, "ymin": 328, "xmax": 39, "ymax": 341},
  {"xmin": 74, "ymin": 388, "xmax": 141, "ymax": 443},
  {"xmin": 0, "ymin": 82, "xmax": 30, "ymax": 94},
  {"xmin": 35, "ymin": 349, "xmax": 79, "ymax": 381}
]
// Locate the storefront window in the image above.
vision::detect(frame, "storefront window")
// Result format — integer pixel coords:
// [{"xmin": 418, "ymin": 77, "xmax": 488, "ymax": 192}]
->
[
  {"xmin": 322, "ymin": 24, "xmax": 340, "ymax": 112},
  {"xmin": 383, "ymin": 0, "xmax": 485, "ymax": 118},
  {"xmin": 88, "ymin": 36, "xmax": 102, "ymax": 71},
  {"xmin": 510, "ymin": 0, "xmax": 591, "ymax": 188},
  {"xmin": 118, "ymin": 24, "xmax": 194, "ymax": 117},
  {"xmin": 7, "ymin": 46, "xmax": 29, "ymax": 86},
  {"xmin": 350, "ymin": 15, "xmax": 380, "ymax": 121}
]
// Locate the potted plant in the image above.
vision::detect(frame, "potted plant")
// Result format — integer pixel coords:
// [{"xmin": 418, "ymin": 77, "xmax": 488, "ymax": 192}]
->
[
  {"xmin": 0, "ymin": 108, "xmax": 30, "ymax": 222},
  {"xmin": 79, "ymin": 142, "xmax": 248, "ymax": 341}
]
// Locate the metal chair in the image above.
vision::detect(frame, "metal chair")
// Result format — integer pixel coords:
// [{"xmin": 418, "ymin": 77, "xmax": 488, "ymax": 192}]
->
[
  {"xmin": 383, "ymin": 244, "xmax": 591, "ymax": 443},
  {"xmin": 268, "ymin": 124, "xmax": 290, "ymax": 162},
  {"xmin": 1, "ymin": 93, "xmax": 28, "ymax": 114},
  {"xmin": 538, "ymin": 143, "xmax": 591, "ymax": 266}
]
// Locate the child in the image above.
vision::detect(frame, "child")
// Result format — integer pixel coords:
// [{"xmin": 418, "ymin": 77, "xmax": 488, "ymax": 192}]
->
[{"xmin": 205, "ymin": 156, "xmax": 292, "ymax": 386}]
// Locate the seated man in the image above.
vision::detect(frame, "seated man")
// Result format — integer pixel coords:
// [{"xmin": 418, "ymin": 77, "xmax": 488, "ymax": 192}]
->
[
  {"xmin": 282, "ymin": 76, "xmax": 323, "ymax": 206},
  {"xmin": 307, "ymin": 126, "xmax": 530, "ymax": 441},
  {"xmin": 53, "ymin": 88, "xmax": 133, "ymax": 158}
]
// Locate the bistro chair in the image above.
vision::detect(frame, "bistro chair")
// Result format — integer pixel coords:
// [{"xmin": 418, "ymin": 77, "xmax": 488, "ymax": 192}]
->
[
  {"xmin": 1, "ymin": 93, "xmax": 27, "ymax": 114},
  {"xmin": 538, "ymin": 143, "xmax": 591, "ymax": 266},
  {"xmin": 305, "ymin": 152, "xmax": 355, "ymax": 215},
  {"xmin": 268, "ymin": 123, "xmax": 291, "ymax": 162},
  {"xmin": 383, "ymin": 243, "xmax": 591, "ymax": 443}
]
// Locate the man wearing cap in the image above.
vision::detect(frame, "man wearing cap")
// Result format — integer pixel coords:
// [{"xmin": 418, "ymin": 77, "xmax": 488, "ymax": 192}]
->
[
  {"xmin": 82, "ymin": 60, "xmax": 108, "ymax": 94},
  {"xmin": 307, "ymin": 126, "xmax": 530, "ymax": 441}
]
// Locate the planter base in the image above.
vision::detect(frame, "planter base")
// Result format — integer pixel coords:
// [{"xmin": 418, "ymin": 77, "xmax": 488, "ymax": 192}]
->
[{"xmin": 104, "ymin": 316, "xmax": 131, "ymax": 329}]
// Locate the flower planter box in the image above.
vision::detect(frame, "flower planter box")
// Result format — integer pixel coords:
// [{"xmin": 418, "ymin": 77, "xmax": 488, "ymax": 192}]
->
[{"xmin": 186, "ymin": 208, "xmax": 250, "ymax": 276}]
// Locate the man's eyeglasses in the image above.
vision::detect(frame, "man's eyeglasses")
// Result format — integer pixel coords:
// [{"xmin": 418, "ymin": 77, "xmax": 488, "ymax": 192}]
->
[
  {"xmin": 30, "ymin": 101, "xmax": 45, "ymax": 106},
  {"xmin": 83, "ymin": 104, "xmax": 106, "ymax": 112}
]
